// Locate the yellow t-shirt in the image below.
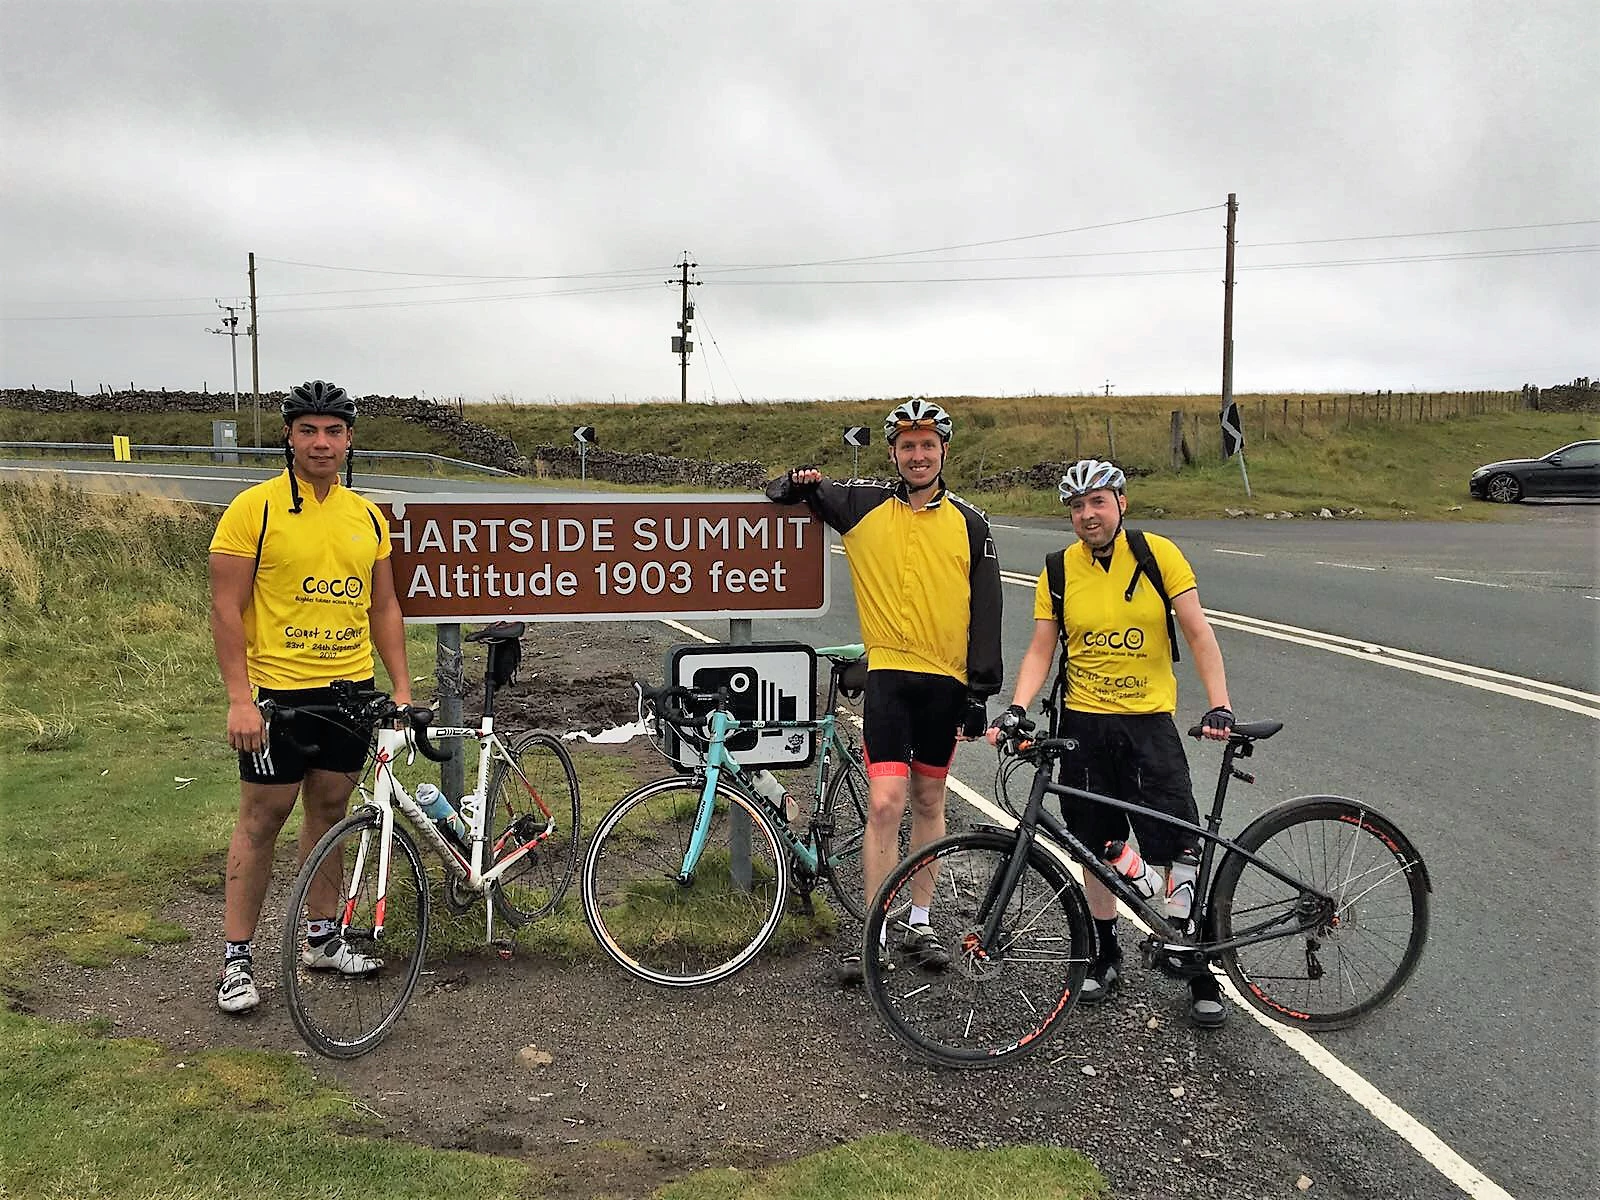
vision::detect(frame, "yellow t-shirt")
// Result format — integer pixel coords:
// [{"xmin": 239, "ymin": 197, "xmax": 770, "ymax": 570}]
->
[
  {"xmin": 209, "ymin": 471, "xmax": 391, "ymax": 690},
  {"xmin": 1032, "ymin": 532, "xmax": 1196, "ymax": 714}
]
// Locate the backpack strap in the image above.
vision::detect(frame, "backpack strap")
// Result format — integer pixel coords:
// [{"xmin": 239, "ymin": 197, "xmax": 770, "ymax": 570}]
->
[
  {"xmin": 1123, "ymin": 528, "xmax": 1180, "ymax": 663},
  {"xmin": 1044, "ymin": 549, "xmax": 1068, "ymax": 736},
  {"xmin": 251, "ymin": 498, "xmax": 269, "ymax": 581}
]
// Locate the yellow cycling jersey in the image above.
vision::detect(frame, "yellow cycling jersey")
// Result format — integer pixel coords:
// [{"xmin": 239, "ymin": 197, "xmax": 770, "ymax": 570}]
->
[
  {"xmin": 209, "ymin": 471, "xmax": 391, "ymax": 690},
  {"xmin": 1032, "ymin": 530, "xmax": 1196, "ymax": 714},
  {"xmin": 766, "ymin": 474, "xmax": 1003, "ymax": 695}
]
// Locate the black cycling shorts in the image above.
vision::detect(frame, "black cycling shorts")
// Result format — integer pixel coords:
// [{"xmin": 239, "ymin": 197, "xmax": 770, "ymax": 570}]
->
[
  {"xmin": 239, "ymin": 680, "xmax": 373, "ymax": 786},
  {"xmin": 1053, "ymin": 710, "xmax": 1201, "ymax": 865},
  {"xmin": 862, "ymin": 668, "xmax": 968, "ymax": 780}
]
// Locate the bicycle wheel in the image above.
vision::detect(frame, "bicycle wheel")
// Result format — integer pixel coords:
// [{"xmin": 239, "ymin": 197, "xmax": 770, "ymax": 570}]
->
[
  {"xmin": 1210, "ymin": 796, "xmax": 1430, "ymax": 1031},
  {"xmin": 484, "ymin": 729, "xmax": 582, "ymax": 926},
  {"xmin": 281, "ymin": 810, "xmax": 431, "ymax": 1059},
  {"xmin": 582, "ymin": 776, "xmax": 789, "ymax": 987},
  {"xmin": 863, "ymin": 831, "xmax": 1092, "ymax": 1067},
  {"xmin": 819, "ymin": 751, "xmax": 912, "ymax": 923}
]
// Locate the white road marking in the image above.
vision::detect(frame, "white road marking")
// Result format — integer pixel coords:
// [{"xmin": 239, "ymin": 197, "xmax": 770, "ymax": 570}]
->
[
  {"xmin": 1203, "ymin": 608, "xmax": 1600, "ymax": 718},
  {"xmin": 990, "ymin": 522, "xmax": 1022, "ymax": 530},
  {"xmin": 846, "ymin": 546, "xmax": 1599, "ymax": 716},
  {"xmin": 1213, "ymin": 548, "xmax": 1266, "ymax": 557},
  {"xmin": 661, "ymin": 617, "xmax": 1515, "ymax": 1200},
  {"xmin": 1434, "ymin": 576, "xmax": 1511, "ymax": 589},
  {"xmin": 1315, "ymin": 560, "xmax": 1381, "ymax": 571}
]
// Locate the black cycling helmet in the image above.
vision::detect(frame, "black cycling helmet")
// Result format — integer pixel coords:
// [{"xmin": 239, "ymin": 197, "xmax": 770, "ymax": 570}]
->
[
  {"xmin": 281, "ymin": 380, "xmax": 357, "ymax": 512},
  {"xmin": 282, "ymin": 379, "xmax": 357, "ymax": 425}
]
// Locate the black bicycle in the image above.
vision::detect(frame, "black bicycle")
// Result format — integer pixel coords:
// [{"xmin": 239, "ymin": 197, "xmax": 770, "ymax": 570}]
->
[{"xmin": 862, "ymin": 716, "xmax": 1431, "ymax": 1067}]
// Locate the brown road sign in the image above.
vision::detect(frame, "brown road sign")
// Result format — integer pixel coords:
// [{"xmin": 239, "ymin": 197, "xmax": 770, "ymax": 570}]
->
[{"xmin": 380, "ymin": 493, "xmax": 829, "ymax": 623}]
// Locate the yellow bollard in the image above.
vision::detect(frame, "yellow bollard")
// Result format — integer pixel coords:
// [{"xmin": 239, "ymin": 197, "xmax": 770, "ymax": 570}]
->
[{"xmin": 112, "ymin": 435, "xmax": 131, "ymax": 462}]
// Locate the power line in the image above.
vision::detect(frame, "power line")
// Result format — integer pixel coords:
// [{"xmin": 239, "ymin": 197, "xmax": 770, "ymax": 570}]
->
[{"xmin": 6, "ymin": 240, "xmax": 1594, "ymax": 322}]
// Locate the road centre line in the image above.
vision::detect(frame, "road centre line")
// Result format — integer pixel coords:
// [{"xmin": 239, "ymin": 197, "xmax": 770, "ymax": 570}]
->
[
  {"xmin": 1213, "ymin": 548, "xmax": 1266, "ymax": 557},
  {"xmin": 656, "ymin": 617, "xmax": 1510, "ymax": 1200},
  {"xmin": 1315, "ymin": 561, "xmax": 1381, "ymax": 571},
  {"xmin": 1434, "ymin": 576, "xmax": 1511, "ymax": 589}
]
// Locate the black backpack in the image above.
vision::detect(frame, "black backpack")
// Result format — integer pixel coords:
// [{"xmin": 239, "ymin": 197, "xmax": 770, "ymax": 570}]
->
[{"xmin": 1042, "ymin": 528, "xmax": 1178, "ymax": 734}]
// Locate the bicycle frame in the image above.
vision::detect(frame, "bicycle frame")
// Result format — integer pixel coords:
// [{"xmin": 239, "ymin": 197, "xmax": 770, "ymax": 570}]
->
[
  {"xmin": 677, "ymin": 705, "xmax": 855, "ymax": 880},
  {"xmin": 348, "ymin": 713, "xmax": 559, "ymax": 937},
  {"xmin": 992, "ymin": 742, "xmax": 1337, "ymax": 960}
]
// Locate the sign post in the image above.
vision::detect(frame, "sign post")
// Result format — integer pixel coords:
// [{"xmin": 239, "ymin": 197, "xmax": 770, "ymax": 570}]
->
[
  {"xmin": 842, "ymin": 425, "xmax": 870, "ymax": 478},
  {"xmin": 573, "ymin": 426, "xmax": 597, "ymax": 482},
  {"xmin": 1220, "ymin": 401, "xmax": 1252, "ymax": 498}
]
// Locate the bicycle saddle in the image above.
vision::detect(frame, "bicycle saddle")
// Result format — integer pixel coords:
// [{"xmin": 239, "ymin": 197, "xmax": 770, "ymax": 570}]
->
[{"xmin": 466, "ymin": 621, "xmax": 526, "ymax": 643}]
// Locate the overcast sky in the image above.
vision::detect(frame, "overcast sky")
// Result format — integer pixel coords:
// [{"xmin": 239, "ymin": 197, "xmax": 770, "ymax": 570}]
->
[{"xmin": 1, "ymin": 1, "xmax": 1595, "ymax": 404}]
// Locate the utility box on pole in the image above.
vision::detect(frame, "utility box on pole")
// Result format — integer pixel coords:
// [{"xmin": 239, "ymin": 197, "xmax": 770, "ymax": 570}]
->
[{"xmin": 212, "ymin": 419, "xmax": 239, "ymax": 465}]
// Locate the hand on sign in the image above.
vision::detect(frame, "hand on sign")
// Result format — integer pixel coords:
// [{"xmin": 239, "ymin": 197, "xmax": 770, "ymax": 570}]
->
[{"xmin": 790, "ymin": 466, "xmax": 822, "ymax": 486}]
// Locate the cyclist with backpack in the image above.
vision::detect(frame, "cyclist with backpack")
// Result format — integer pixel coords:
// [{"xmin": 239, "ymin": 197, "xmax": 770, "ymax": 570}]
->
[
  {"xmin": 767, "ymin": 399, "xmax": 1003, "ymax": 985},
  {"xmin": 988, "ymin": 458, "xmax": 1236, "ymax": 1027},
  {"xmin": 207, "ymin": 381, "xmax": 412, "ymax": 1015}
]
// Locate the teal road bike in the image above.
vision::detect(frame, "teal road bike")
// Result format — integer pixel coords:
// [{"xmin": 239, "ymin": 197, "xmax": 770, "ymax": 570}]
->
[{"xmin": 580, "ymin": 644, "xmax": 911, "ymax": 987}]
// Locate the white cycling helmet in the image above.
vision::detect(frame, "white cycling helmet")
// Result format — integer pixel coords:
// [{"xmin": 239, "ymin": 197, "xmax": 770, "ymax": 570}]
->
[
  {"xmin": 1058, "ymin": 458, "xmax": 1127, "ymax": 502},
  {"xmin": 884, "ymin": 399, "xmax": 954, "ymax": 444}
]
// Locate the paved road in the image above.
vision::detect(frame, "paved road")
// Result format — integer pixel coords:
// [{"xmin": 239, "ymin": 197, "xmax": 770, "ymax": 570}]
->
[
  {"xmin": 10, "ymin": 459, "xmax": 1598, "ymax": 1199},
  {"xmin": 680, "ymin": 510, "xmax": 1600, "ymax": 1200}
]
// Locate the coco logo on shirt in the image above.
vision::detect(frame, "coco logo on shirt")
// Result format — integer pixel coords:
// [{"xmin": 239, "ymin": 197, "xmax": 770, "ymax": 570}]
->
[
  {"xmin": 301, "ymin": 575, "xmax": 365, "ymax": 599},
  {"xmin": 1081, "ymin": 627, "xmax": 1144, "ymax": 651}
]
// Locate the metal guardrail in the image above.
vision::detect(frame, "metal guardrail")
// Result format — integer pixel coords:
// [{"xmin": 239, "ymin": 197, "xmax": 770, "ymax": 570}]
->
[{"xmin": 0, "ymin": 442, "xmax": 515, "ymax": 477}]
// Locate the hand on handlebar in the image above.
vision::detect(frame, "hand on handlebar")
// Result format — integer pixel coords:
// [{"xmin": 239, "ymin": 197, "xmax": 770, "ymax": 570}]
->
[{"xmin": 986, "ymin": 704, "xmax": 1033, "ymax": 749}]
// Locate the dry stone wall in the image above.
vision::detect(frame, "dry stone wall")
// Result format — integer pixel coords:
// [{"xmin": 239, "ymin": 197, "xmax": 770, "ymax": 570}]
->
[{"xmin": 1, "ymin": 387, "xmax": 768, "ymax": 485}]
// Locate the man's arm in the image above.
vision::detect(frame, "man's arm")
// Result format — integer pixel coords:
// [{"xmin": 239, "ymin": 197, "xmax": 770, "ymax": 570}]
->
[
  {"xmin": 764, "ymin": 468, "xmax": 874, "ymax": 534},
  {"xmin": 964, "ymin": 521, "xmax": 1004, "ymax": 698},
  {"xmin": 1173, "ymin": 589, "xmax": 1231, "ymax": 738},
  {"xmin": 367, "ymin": 557, "xmax": 411, "ymax": 706},
  {"xmin": 209, "ymin": 552, "xmax": 265, "ymax": 753}
]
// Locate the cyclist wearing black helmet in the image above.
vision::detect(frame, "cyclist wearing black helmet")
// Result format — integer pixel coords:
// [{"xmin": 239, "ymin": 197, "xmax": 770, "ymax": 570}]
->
[
  {"xmin": 206, "ymin": 380, "xmax": 411, "ymax": 1015},
  {"xmin": 767, "ymin": 399, "xmax": 1003, "ymax": 986},
  {"xmin": 988, "ymin": 458, "xmax": 1235, "ymax": 1027}
]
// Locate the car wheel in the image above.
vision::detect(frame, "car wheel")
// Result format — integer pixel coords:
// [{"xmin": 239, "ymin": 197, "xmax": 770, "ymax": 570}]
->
[{"xmin": 1485, "ymin": 472, "xmax": 1523, "ymax": 503}]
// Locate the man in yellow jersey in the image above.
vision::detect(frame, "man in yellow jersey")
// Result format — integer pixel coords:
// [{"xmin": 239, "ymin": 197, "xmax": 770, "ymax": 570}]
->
[
  {"xmin": 990, "ymin": 459, "xmax": 1236, "ymax": 1027},
  {"xmin": 207, "ymin": 380, "xmax": 411, "ymax": 1015},
  {"xmin": 766, "ymin": 400, "xmax": 1003, "ymax": 985}
]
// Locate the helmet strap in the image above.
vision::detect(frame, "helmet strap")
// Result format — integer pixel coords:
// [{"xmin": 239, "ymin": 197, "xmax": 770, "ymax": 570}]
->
[{"xmin": 284, "ymin": 440, "xmax": 304, "ymax": 514}]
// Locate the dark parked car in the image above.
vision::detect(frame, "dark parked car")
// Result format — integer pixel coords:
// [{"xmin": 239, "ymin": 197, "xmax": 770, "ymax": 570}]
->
[{"xmin": 1469, "ymin": 440, "xmax": 1600, "ymax": 503}]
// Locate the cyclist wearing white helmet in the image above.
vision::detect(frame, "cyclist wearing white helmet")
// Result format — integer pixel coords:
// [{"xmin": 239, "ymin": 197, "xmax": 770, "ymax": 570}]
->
[
  {"xmin": 207, "ymin": 380, "xmax": 411, "ymax": 1016},
  {"xmin": 767, "ymin": 399, "xmax": 1003, "ymax": 986},
  {"xmin": 989, "ymin": 457, "xmax": 1236, "ymax": 1027}
]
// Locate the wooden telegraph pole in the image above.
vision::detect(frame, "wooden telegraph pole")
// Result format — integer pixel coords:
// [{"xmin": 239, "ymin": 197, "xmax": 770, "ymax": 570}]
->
[
  {"xmin": 669, "ymin": 254, "xmax": 700, "ymax": 403},
  {"xmin": 1219, "ymin": 194, "xmax": 1251, "ymax": 496}
]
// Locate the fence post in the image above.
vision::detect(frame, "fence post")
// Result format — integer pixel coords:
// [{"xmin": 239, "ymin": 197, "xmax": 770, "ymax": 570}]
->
[
  {"xmin": 436, "ymin": 626, "xmax": 466, "ymax": 801},
  {"xmin": 1170, "ymin": 410, "xmax": 1184, "ymax": 470},
  {"xmin": 1072, "ymin": 414, "xmax": 1081, "ymax": 459},
  {"xmin": 729, "ymin": 617, "xmax": 753, "ymax": 889},
  {"xmin": 1106, "ymin": 415, "xmax": 1116, "ymax": 461}
]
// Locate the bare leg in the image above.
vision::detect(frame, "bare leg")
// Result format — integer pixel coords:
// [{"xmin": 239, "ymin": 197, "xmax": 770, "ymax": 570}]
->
[
  {"xmin": 296, "ymin": 768, "xmax": 360, "ymax": 922},
  {"xmin": 1084, "ymin": 872, "xmax": 1119, "ymax": 922},
  {"xmin": 223, "ymin": 782, "xmax": 301, "ymax": 943},
  {"xmin": 862, "ymin": 772, "xmax": 911, "ymax": 920},
  {"xmin": 906, "ymin": 771, "xmax": 948, "ymax": 911}
]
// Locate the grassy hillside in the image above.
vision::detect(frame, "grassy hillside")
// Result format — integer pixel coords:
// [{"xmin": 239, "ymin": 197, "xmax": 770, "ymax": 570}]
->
[{"xmin": 3, "ymin": 392, "xmax": 1596, "ymax": 518}]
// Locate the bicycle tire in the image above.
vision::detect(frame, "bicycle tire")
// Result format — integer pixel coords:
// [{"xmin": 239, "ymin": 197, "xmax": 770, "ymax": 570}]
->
[
  {"xmin": 863, "ymin": 830, "xmax": 1092, "ymax": 1067},
  {"xmin": 1210, "ymin": 795, "xmax": 1430, "ymax": 1031},
  {"xmin": 581, "ymin": 776, "xmax": 789, "ymax": 987},
  {"xmin": 484, "ymin": 729, "xmax": 582, "ymax": 927},
  {"xmin": 280, "ymin": 810, "xmax": 431, "ymax": 1059},
  {"xmin": 818, "ymin": 751, "xmax": 912, "ymax": 924}
]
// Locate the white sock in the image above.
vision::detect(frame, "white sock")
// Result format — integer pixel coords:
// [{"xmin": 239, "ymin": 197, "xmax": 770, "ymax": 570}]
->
[{"xmin": 910, "ymin": 904, "xmax": 930, "ymax": 928}]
